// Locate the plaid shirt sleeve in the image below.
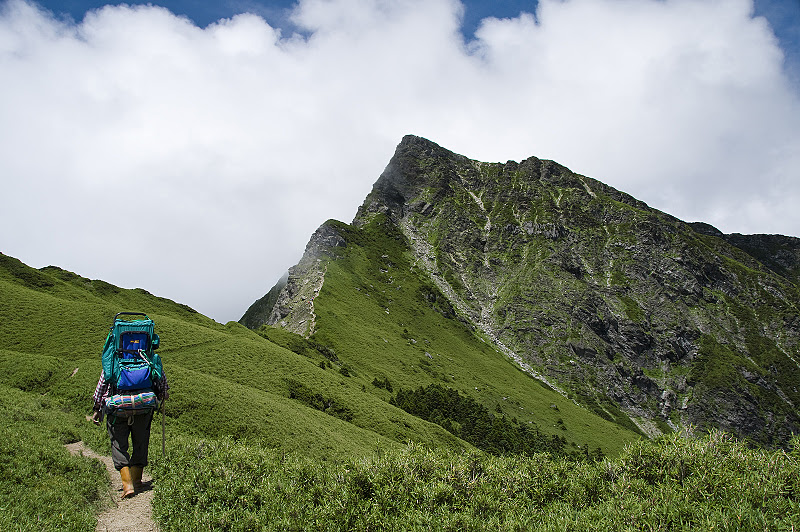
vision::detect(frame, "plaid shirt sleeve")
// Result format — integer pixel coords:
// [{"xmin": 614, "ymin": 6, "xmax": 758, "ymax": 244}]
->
[{"xmin": 92, "ymin": 371, "xmax": 111, "ymax": 412}]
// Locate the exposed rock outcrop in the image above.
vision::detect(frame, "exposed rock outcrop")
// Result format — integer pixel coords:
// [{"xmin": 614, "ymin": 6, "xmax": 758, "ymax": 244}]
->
[{"xmin": 242, "ymin": 222, "xmax": 345, "ymax": 336}]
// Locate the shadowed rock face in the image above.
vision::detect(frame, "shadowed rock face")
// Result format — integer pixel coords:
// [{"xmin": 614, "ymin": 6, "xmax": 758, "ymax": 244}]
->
[
  {"xmin": 245, "ymin": 135, "xmax": 800, "ymax": 447},
  {"xmin": 241, "ymin": 222, "xmax": 347, "ymax": 337}
]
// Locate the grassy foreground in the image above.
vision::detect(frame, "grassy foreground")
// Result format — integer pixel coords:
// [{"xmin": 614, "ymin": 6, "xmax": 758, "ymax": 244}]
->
[
  {"xmin": 151, "ymin": 431, "xmax": 800, "ymax": 531},
  {"xmin": 0, "ymin": 384, "xmax": 108, "ymax": 531},
  {"xmin": 1, "ymin": 390, "xmax": 797, "ymax": 532}
]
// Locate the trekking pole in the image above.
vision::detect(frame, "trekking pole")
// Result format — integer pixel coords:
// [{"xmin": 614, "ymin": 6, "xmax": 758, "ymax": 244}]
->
[{"xmin": 161, "ymin": 399, "xmax": 166, "ymax": 456}]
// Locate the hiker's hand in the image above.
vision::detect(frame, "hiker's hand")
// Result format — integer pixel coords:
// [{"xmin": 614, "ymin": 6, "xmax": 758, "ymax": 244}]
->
[{"xmin": 91, "ymin": 411, "xmax": 101, "ymax": 425}]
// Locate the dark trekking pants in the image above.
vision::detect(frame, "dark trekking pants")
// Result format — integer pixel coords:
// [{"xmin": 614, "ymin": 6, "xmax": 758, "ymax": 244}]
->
[{"xmin": 107, "ymin": 411, "xmax": 154, "ymax": 470}]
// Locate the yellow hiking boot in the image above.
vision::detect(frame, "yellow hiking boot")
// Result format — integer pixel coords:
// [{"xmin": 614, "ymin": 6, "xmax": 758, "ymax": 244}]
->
[
  {"xmin": 130, "ymin": 466, "xmax": 144, "ymax": 492},
  {"xmin": 119, "ymin": 466, "xmax": 135, "ymax": 499}
]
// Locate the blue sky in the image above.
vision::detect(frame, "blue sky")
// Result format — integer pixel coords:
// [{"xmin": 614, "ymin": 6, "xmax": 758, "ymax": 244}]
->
[
  {"xmin": 27, "ymin": 0, "xmax": 800, "ymax": 86},
  {"xmin": 2, "ymin": 0, "xmax": 800, "ymax": 322},
  {"xmin": 29, "ymin": 0, "xmax": 800, "ymax": 66}
]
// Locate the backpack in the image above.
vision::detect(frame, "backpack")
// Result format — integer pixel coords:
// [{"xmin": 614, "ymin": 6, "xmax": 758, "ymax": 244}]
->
[{"xmin": 101, "ymin": 312, "xmax": 164, "ymax": 395}]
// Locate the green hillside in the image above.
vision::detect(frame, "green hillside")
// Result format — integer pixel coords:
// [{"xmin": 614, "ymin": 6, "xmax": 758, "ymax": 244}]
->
[
  {"xmin": 303, "ymin": 214, "xmax": 638, "ymax": 456},
  {"xmin": 0, "ymin": 250, "xmax": 463, "ymax": 528},
  {"xmin": 1, "ymin": 243, "xmax": 638, "ymax": 458},
  {"xmin": 0, "ymin": 251, "xmax": 473, "ymax": 459}
]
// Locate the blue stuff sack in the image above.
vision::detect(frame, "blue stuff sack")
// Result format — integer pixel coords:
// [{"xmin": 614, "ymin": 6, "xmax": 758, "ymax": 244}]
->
[{"xmin": 117, "ymin": 362, "xmax": 152, "ymax": 391}]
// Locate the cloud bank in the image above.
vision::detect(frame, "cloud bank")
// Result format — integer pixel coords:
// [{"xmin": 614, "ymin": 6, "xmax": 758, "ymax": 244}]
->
[{"xmin": 1, "ymin": 0, "xmax": 799, "ymax": 322}]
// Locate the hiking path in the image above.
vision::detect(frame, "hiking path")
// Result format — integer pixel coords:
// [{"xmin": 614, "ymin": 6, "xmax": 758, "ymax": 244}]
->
[{"xmin": 65, "ymin": 441, "xmax": 159, "ymax": 532}]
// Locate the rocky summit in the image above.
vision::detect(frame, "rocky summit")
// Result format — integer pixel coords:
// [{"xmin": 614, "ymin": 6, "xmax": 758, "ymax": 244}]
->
[{"xmin": 243, "ymin": 135, "xmax": 800, "ymax": 446}]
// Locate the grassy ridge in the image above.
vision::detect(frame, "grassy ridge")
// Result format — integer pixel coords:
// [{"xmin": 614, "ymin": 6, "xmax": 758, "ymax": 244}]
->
[{"xmin": 151, "ymin": 431, "xmax": 799, "ymax": 531}]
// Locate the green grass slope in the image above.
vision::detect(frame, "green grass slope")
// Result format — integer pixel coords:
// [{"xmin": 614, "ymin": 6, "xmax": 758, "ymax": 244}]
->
[
  {"xmin": 298, "ymin": 215, "xmax": 640, "ymax": 457},
  {"xmin": 0, "ymin": 384, "xmax": 109, "ymax": 531},
  {"xmin": 0, "ymin": 252, "xmax": 469, "ymax": 459}
]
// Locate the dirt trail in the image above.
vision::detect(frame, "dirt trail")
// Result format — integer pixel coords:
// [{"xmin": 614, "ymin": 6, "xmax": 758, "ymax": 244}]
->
[{"xmin": 65, "ymin": 441, "xmax": 159, "ymax": 532}]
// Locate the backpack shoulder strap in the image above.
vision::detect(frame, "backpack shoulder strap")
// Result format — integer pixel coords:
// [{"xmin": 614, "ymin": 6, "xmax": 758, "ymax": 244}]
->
[{"xmin": 150, "ymin": 352, "xmax": 164, "ymax": 381}]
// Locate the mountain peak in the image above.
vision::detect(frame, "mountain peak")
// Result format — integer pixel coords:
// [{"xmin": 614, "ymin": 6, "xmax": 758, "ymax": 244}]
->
[
  {"xmin": 356, "ymin": 135, "xmax": 467, "ymax": 222},
  {"xmin": 248, "ymin": 136, "xmax": 800, "ymax": 447}
]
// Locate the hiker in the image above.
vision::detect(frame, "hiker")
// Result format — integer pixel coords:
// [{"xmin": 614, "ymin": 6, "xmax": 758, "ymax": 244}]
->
[
  {"xmin": 91, "ymin": 369, "xmax": 169, "ymax": 497},
  {"xmin": 90, "ymin": 313, "xmax": 169, "ymax": 499}
]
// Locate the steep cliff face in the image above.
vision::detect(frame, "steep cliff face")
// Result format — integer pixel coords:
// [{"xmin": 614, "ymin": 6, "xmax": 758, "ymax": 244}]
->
[
  {"xmin": 242, "ymin": 222, "xmax": 347, "ymax": 336},
  {"xmin": 247, "ymin": 135, "xmax": 800, "ymax": 446}
]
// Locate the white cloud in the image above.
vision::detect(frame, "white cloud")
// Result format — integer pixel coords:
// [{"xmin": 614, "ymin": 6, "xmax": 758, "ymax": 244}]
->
[{"xmin": 1, "ymin": 0, "xmax": 799, "ymax": 322}]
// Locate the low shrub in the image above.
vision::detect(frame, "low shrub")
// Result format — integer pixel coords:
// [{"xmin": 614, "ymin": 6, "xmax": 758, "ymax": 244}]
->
[{"xmin": 151, "ymin": 430, "xmax": 799, "ymax": 531}]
